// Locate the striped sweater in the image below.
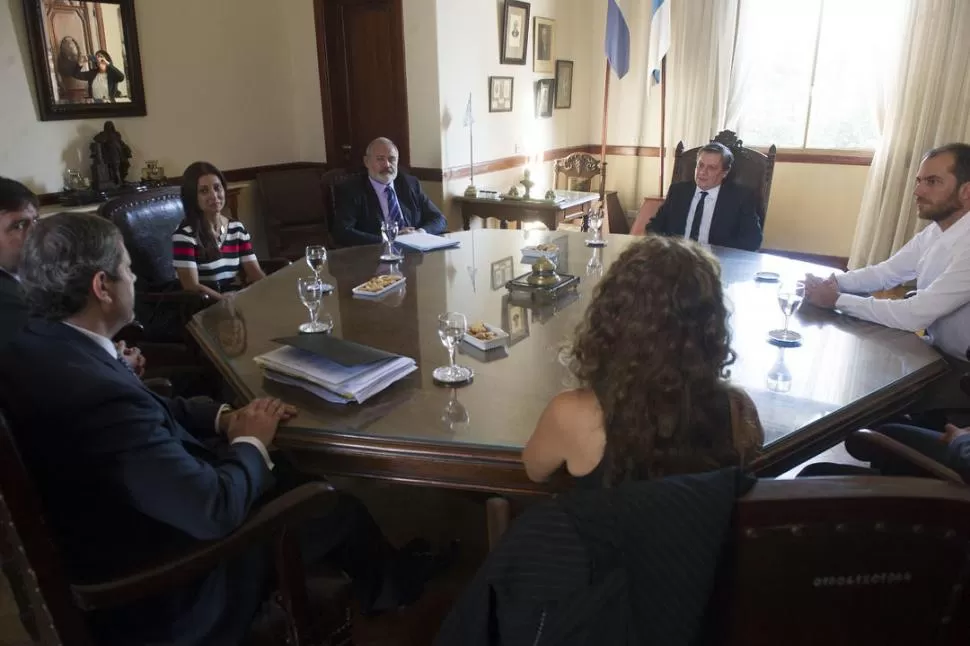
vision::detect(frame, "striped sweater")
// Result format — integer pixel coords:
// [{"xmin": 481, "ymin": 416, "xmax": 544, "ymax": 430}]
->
[{"xmin": 172, "ymin": 220, "xmax": 256, "ymax": 288}]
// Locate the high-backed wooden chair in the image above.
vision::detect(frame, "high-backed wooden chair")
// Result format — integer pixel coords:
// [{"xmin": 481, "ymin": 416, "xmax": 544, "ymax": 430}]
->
[
  {"xmin": 0, "ymin": 405, "xmax": 353, "ymax": 646},
  {"xmin": 671, "ymin": 129, "xmax": 777, "ymax": 226},
  {"xmin": 711, "ymin": 477, "xmax": 970, "ymax": 645},
  {"xmin": 258, "ymin": 167, "xmax": 347, "ymax": 258},
  {"xmin": 552, "ymin": 153, "xmax": 628, "ymax": 234}
]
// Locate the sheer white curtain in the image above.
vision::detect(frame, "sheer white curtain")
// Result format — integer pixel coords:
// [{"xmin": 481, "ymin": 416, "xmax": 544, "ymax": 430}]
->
[
  {"xmin": 661, "ymin": 0, "xmax": 740, "ymax": 186},
  {"xmin": 849, "ymin": 0, "xmax": 970, "ymax": 268}
]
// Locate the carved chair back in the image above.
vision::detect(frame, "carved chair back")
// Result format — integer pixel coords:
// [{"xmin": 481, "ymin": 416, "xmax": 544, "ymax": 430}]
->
[
  {"xmin": 671, "ymin": 130, "xmax": 777, "ymax": 226},
  {"xmin": 554, "ymin": 153, "xmax": 607, "ymax": 197}
]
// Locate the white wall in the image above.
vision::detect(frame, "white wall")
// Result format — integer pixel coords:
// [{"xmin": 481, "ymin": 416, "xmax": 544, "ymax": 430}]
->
[{"xmin": 0, "ymin": 0, "xmax": 325, "ymax": 193}]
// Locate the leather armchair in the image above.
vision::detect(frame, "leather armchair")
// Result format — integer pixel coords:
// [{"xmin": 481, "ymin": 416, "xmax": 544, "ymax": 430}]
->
[
  {"xmin": 257, "ymin": 167, "xmax": 350, "ymax": 259},
  {"xmin": 0, "ymin": 406, "xmax": 353, "ymax": 646}
]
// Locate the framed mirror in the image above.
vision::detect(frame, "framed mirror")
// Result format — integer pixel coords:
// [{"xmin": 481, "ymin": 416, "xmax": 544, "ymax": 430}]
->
[{"xmin": 22, "ymin": 0, "xmax": 147, "ymax": 121}]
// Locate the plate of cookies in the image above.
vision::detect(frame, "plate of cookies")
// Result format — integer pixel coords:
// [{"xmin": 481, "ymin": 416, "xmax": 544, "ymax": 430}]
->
[
  {"xmin": 463, "ymin": 321, "xmax": 509, "ymax": 351},
  {"xmin": 351, "ymin": 274, "xmax": 407, "ymax": 298}
]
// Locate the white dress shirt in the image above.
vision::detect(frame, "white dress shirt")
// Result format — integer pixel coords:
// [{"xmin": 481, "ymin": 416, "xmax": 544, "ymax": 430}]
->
[
  {"xmin": 683, "ymin": 184, "xmax": 722, "ymax": 244},
  {"xmin": 91, "ymin": 73, "xmax": 110, "ymax": 101},
  {"xmin": 61, "ymin": 322, "xmax": 273, "ymax": 468},
  {"xmin": 835, "ymin": 211, "xmax": 970, "ymax": 360}
]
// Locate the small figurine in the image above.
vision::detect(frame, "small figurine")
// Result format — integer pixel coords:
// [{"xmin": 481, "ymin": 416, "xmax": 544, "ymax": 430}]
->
[
  {"xmin": 519, "ymin": 168, "xmax": 535, "ymax": 200},
  {"xmin": 544, "ymin": 189, "xmax": 556, "ymax": 200}
]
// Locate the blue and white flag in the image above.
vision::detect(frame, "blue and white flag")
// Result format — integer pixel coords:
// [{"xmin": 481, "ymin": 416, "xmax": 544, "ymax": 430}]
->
[
  {"xmin": 647, "ymin": 0, "xmax": 670, "ymax": 84},
  {"xmin": 604, "ymin": 0, "xmax": 631, "ymax": 79}
]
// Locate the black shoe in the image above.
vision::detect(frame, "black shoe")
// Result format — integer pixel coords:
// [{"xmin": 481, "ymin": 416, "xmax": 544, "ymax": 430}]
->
[{"xmin": 366, "ymin": 539, "xmax": 459, "ymax": 615}]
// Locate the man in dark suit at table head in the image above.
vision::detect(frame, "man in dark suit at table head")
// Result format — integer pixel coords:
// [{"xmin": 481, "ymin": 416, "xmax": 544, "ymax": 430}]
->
[
  {"xmin": 332, "ymin": 136, "xmax": 448, "ymax": 247},
  {"xmin": 0, "ymin": 177, "xmax": 39, "ymax": 346},
  {"xmin": 647, "ymin": 142, "xmax": 764, "ymax": 251},
  {"xmin": 0, "ymin": 212, "xmax": 440, "ymax": 645}
]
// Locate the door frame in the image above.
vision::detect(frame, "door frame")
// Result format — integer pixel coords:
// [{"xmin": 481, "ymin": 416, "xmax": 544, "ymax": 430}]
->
[{"xmin": 313, "ymin": 0, "xmax": 412, "ymax": 169}]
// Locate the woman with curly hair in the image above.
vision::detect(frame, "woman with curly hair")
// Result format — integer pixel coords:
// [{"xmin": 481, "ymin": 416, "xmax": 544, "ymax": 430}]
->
[{"xmin": 522, "ymin": 235, "xmax": 764, "ymax": 487}]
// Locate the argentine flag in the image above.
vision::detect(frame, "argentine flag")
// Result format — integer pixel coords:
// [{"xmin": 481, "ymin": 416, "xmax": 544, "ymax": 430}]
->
[
  {"xmin": 647, "ymin": 0, "xmax": 671, "ymax": 84},
  {"xmin": 605, "ymin": 0, "xmax": 631, "ymax": 78}
]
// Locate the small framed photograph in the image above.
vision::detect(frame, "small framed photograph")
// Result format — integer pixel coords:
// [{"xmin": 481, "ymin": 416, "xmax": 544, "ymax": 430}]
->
[
  {"xmin": 535, "ymin": 78, "xmax": 554, "ymax": 118},
  {"xmin": 533, "ymin": 16, "xmax": 555, "ymax": 73},
  {"xmin": 489, "ymin": 76, "xmax": 514, "ymax": 113},
  {"xmin": 500, "ymin": 0, "xmax": 530, "ymax": 65},
  {"xmin": 503, "ymin": 294, "xmax": 531, "ymax": 346},
  {"xmin": 491, "ymin": 256, "xmax": 514, "ymax": 290},
  {"xmin": 555, "ymin": 60, "xmax": 573, "ymax": 109}
]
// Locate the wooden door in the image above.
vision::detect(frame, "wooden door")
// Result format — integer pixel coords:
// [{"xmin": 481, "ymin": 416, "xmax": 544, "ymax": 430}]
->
[{"xmin": 315, "ymin": 0, "xmax": 411, "ymax": 170}]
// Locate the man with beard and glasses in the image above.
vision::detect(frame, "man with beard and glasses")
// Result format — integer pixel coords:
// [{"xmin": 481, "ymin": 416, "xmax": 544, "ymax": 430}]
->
[{"xmin": 804, "ymin": 143, "xmax": 970, "ymax": 362}]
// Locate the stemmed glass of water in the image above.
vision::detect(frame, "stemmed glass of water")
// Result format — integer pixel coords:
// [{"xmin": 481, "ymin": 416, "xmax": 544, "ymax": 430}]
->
[
  {"xmin": 433, "ymin": 312, "xmax": 474, "ymax": 384},
  {"xmin": 585, "ymin": 207, "xmax": 606, "ymax": 247},
  {"xmin": 297, "ymin": 277, "xmax": 333, "ymax": 333},
  {"xmin": 770, "ymin": 279, "xmax": 805, "ymax": 344},
  {"xmin": 380, "ymin": 220, "xmax": 403, "ymax": 262},
  {"xmin": 305, "ymin": 245, "xmax": 333, "ymax": 292}
]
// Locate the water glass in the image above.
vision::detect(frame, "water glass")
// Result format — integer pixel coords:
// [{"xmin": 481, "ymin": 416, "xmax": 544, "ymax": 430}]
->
[
  {"xmin": 380, "ymin": 220, "xmax": 403, "ymax": 262},
  {"xmin": 297, "ymin": 277, "xmax": 332, "ymax": 333},
  {"xmin": 585, "ymin": 207, "xmax": 606, "ymax": 247},
  {"xmin": 305, "ymin": 245, "xmax": 333, "ymax": 292},
  {"xmin": 770, "ymin": 279, "xmax": 805, "ymax": 343},
  {"xmin": 433, "ymin": 312, "xmax": 473, "ymax": 384}
]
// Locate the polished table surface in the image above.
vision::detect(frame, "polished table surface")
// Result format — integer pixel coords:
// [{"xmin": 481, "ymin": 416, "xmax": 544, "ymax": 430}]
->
[{"xmin": 189, "ymin": 230, "xmax": 947, "ymax": 493}]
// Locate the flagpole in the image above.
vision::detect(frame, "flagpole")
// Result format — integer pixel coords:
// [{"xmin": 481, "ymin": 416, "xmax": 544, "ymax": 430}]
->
[
  {"xmin": 599, "ymin": 59, "xmax": 610, "ymax": 203},
  {"xmin": 659, "ymin": 56, "xmax": 667, "ymax": 198},
  {"xmin": 463, "ymin": 93, "xmax": 477, "ymax": 197}
]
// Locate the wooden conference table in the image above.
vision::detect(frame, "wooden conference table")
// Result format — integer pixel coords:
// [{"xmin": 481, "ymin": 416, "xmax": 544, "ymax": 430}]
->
[{"xmin": 188, "ymin": 230, "xmax": 947, "ymax": 495}]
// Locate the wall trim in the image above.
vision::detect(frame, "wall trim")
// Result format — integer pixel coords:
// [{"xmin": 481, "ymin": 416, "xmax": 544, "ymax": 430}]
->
[{"xmin": 36, "ymin": 161, "xmax": 330, "ymax": 207}]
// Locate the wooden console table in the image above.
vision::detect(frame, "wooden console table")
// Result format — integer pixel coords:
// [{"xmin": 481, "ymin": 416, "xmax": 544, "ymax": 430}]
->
[{"xmin": 454, "ymin": 191, "xmax": 599, "ymax": 231}]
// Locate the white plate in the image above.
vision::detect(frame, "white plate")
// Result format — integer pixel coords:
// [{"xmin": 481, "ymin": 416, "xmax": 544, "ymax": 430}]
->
[
  {"xmin": 351, "ymin": 275, "xmax": 406, "ymax": 298},
  {"xmin": 754, "ymin": 271, "xmax": 781, "ymax": 282},
  {"xmin": 521, "ymin": 245, "xmax": 559, "ymax": 259},
  {"xmin": 463, "ymin": 323, "xmax": 509, "ymax": 351}
]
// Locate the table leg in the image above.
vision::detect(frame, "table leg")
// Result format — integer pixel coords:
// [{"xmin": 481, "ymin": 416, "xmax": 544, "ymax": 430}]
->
[
  {"xmin": 485, "ymin": 496, "xmax": 511, "ymax": 551},
  {"xmin": 462, "ymin": 207, "xmax": 471, "ymax": 231},
  {"xmin": 500, "ymin": 218, "xmax": 508, "ymax": 230},
  {"xmin": 545, "ymin": 212, "xmax": 559, "ymax": 232}
]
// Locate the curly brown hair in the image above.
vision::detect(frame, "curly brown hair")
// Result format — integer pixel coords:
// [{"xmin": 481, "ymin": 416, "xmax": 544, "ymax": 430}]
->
[{"xmin": 568, "ymin": 235, "xmax": 740, "ymax": 486}]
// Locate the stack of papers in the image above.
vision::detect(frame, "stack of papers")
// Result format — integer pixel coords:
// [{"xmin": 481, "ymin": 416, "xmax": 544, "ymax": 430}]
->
[
  {"xmin": 254, "ymin": 335, "xmax": 417, "ymax": 405},
  {"xmin": 395, "ymin": 231, "xmax": 460, "ymax": 252}
]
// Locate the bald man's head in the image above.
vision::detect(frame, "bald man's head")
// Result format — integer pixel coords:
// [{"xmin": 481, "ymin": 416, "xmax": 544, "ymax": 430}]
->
[{"xmin": 364, "ymin": 137, "xmax": 399, "ymax": 184}]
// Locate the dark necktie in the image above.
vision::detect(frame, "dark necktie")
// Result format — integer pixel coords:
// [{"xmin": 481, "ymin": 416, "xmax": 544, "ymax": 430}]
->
[
  {"xmin": 385, "ymin": 184, "xmax": 406, "ymax": 229},
  {"xmin": 689, "ymin": 191, "xmax": 709, "ymax": 241}
]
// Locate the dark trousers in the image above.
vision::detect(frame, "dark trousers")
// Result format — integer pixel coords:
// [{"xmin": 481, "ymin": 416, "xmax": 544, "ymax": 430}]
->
[{"xmin": 798, "ymin": 424, "xmax": 949, "ymax": 478}]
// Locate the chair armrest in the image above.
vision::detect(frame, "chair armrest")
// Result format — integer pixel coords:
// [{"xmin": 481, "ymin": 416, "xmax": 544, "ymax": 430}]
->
[
  {"xmin": 141, "ymin": 377, "xmax": 173, "ymax": 397},
  {"xmin": 851, "ymin": 429, "xmax": 964, "ymax": 484},
  {"xmin": 260, "ymin": 258, "xmax": 292, "ymax": 275},
  {"xmin": 71, "ymin": 482, "xmax": 338, "ymax": 611}
]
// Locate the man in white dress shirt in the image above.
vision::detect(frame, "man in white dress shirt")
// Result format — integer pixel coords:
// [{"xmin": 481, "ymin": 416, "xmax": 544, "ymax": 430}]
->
[{"xmin": 804, "ymin": 143, "xmax": 970, "ymax": 363}]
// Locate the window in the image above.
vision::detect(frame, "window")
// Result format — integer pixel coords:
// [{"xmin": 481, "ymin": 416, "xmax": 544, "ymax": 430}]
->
[{"xmin": 734, "ymin": 0, "xmax": 908, "ymax": 150}]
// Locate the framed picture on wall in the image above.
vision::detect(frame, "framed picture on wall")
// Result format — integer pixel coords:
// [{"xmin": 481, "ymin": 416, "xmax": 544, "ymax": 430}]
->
[
  {"xmin": 555, "ymin": 60, "xmax": 573, "ymax": 109},
  {"xmin": 488, "ymin": 76, "xmax": 513, "ymax": 112},
  {"xmin": 22, "ymin": 0, "xmax": 147, "ymax": 121},
  {"xmin": 535, "ymin": 78, "xmax": 554, "ymax": 118},
  {"xmin": 533, "ymin": 16, "xmax": 555, "ymax": 73},
  {"xmin": 500, "ymin": 0, "xmax": 530, "ymax": 65}
]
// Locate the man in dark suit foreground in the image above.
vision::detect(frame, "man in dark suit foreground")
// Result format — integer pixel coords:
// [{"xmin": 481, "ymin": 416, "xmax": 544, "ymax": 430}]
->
[
  {"xmin": 0, "ymin": 177, "xmax": 38, "ymax": 346},
  {"xmin": 333, "ymin": 136, "xmax": 448, "ymax": 246},
  {"xmin": 0, "ymin": 213, "xmax": 438, "ymax": 645},
  {"xmin": 647, "ymin": 142, "xmax": 763, "ymax": 251}
]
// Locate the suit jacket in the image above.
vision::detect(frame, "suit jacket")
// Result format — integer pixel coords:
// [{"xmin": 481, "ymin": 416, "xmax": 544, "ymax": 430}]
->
[
  {"xmin": 436, "ymin": 468, "xmax": 754, "ymax": 646},
  {"xmin": 0, "ymin": 320, "xmax": 274, "ymax": 646},
  {"xmin": 0, "ymin": 271, "xmax": 27, "ymax": 347},
  {"xmin": 333, "ymin": 171, "xmax": 448, "ymax": 247},
  {"xmin": 647, "ymin": 181, "xmax": 763, "ymax": 251}
]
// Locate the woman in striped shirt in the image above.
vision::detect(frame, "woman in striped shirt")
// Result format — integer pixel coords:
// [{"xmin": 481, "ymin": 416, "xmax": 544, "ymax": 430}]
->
[{"xmin": 172, "ymin": 162, "xmax": 265, "ymax": 300}]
